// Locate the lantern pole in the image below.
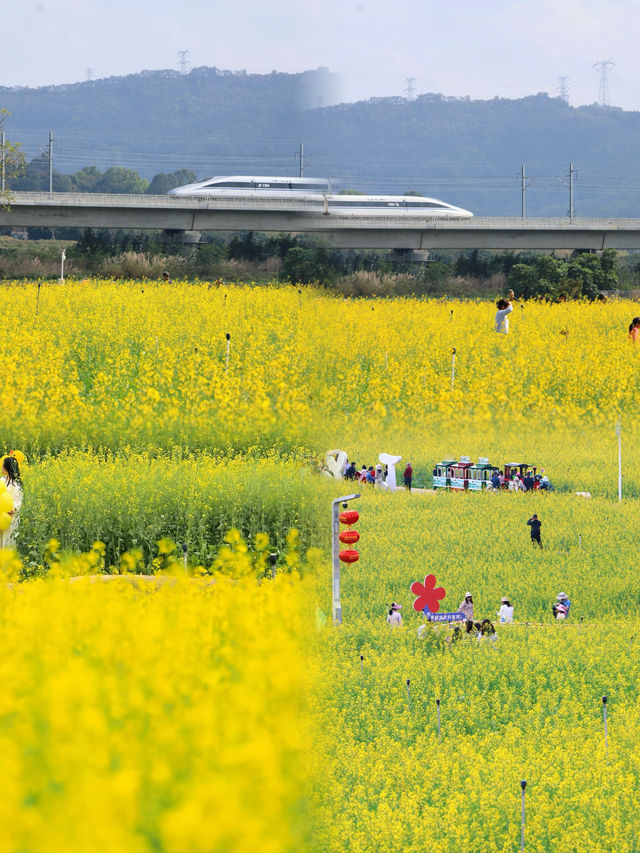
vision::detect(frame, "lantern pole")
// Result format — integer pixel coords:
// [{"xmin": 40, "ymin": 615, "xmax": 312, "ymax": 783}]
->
[
  {"xmin": 615, "ymin": 420, "xmax": 622, "ymax": 502},
  {"xmin": 332, "ymin": 493, "xmax": 361, "ymax": 625}
]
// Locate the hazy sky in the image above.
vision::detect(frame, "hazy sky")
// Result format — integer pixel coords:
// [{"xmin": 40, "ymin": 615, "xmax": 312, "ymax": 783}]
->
[{"xmin": 3, "ymin": 0, "xmax": 640, "ymax": 110}]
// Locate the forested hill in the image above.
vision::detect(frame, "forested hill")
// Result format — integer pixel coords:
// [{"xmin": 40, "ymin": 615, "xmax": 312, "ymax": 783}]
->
[{"xmin": 3, "ymin": 66, "xmax": 640, "ymax": 216}]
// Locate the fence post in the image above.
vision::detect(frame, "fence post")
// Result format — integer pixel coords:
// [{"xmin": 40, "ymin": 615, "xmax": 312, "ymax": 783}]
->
[{"xmin": 520, "ymin": 780, "xmax": 527, "ymax": 852}]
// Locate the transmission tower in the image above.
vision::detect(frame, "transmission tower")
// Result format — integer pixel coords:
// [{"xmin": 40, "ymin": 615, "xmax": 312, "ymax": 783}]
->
[
  {"xmin": 593, "ymin": 60, "xmax": 615, "ymax": 106},
  {"xmin": 178, "ymin": 50, "xmax": 190, "ymax": 75},
  {"xmin": 404, "ymin": 77, "xmax": 416, "ymax": 100},
  {"xmin": 557, "ymin": 76, "xmax": 569, "ymax": 104},
  {"xmin": 85, "ymin": 67, "xmax": 93, "ymax": 81}
]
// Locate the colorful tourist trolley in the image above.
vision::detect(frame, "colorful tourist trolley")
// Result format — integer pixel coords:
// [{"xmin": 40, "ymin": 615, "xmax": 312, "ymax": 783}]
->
[
  {"xmin": 432, "ymin": 457, "xmax": 540, "ymax": 491},
  {"xmin": 504, "ymin": 462, "xmax": 537, "ymax": 491},
  {"xmin": 449, "ymin": 456, "xmax": 473, "ymax": 490},
  {"xmin": 432, "ymin": 460, "xmax": 457, "ymax": 489},
  {"xmin": 468, "ymin": 457, "xmax": 494, "ymax": 491}
]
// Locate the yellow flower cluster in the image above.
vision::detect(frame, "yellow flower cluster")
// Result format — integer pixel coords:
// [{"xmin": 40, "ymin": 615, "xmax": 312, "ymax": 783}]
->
[
  {"xmin": 2, "ymin": 279, "xmax": 640, "ymax": 454},
  {"xmin": 2, "ymin": 278, "xmax": 640, "ymax": 850},
  {"xmin": 308, "ymin": 621, "xmax": 640, "ymax": 852},
  {"xmin": 0, "ymin": 573, "xmax": 310, "ymax": 853}
]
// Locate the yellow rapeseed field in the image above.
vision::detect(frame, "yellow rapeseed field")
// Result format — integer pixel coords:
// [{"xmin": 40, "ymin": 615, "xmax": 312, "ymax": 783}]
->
[
  {"xmin": 2, "ymin": 278, "xmax": 640, "ymax": 850},
  {"xmin": 1, "ymin": 278, "xmax": 640, "ymax": 455},
  {"xmin": 0, "ymin": 573, "xmax": 312, "ymax": 853}
]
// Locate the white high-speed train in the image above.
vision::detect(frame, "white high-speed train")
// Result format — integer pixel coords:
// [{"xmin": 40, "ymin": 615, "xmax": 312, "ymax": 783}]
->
[{"xmin": 168, "ymin": 175, "xmax": 473, "ymax": 218}]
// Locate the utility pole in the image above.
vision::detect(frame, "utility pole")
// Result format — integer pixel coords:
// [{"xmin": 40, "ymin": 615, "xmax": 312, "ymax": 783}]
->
[
  {"xmin": 557, "ymin": 76, "xmax": 569, "ymax": 104},
  {"xmin": 404, "ymin": 77, "xmax": 415, "ymax": 100},
  {"xmin": 177, "ymin": 49, "xmax": 190, "ymax": 74},
  {"xmin": 594, "ymin": 60, "xmax": 615, "ymax": 107},
  {"xmin": 48, "ymin": 131, "xmax": 54, "ymax": 193},
  {"xmin": 521, "ymin": 164, "xmax": 530, "ymax": 218},
  {"xmin": 569, "ymin": 162, "xmax": 575, "ymax": 220},
  {"xmin": 295, "ymin": 143, "xmax": 309, "ymax": 178}
]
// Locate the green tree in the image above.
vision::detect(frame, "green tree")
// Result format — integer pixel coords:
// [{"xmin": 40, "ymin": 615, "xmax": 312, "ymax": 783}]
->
[
  {"xmin": 71, "ymin": 166, "xmax": 102, "ymax": 192},
  {"xmin": 0, "ymin": 110, "xmax": 25, "ymax": 201},
  {"xmin": 93, "ymin": 167, "xmax": 148, "ymax": 194},
  {"xmin": 147, "ymin": 169, "xmax": 198, "ymax": 194}
]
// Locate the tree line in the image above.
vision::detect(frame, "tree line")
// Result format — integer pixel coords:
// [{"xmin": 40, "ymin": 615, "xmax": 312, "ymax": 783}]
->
[{"xmin": 9, "ymin": 154, "xmax": 196, "ymax": 195}]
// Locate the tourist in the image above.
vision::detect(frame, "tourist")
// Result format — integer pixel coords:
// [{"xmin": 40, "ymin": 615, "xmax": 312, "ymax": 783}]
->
[
  {"xmin": 357, "ymin": 465, "xmax": 368, "ymax": 483},
  {"xmin": 552, "ymin": 592, "xmax": 571, "ymax": 620},
  {"xmin": 495, "ymin": 298, "xmax": 513, "ymax": 334},
  {"xmin": 0, "ymin": 455, "xmax": 23, "ymax": 549},
  {"xmin": 476, "ymin": 619, "xmax": 497, "ymax": 642},
  {"xmin": 497, "ymin": 597, "xmax": 514, "ymax": 623},
  {"xmin": 374, "ymin": 464, "xmax": 385, "ymax": 486},
  {"xmin": 403, "ymin": 462, "xmax": 413, "ymax": 491},
  {"xmin": 539, "ymin": 475, "xmax": 553, "ymax": 491},
  {"xmin": 365, "ymin": 467, "xmax": 376, "ymax": 484},
  {"xmin": 527, "ymin": 513, "xmax": 543, "ymax": 549},
  {"xmin": 387, "ymin": 602, "xmax": 403, "ymax": 627},
  {"xmin": 629, "ymin": 317, "xmax": 640, "ymax": 342},
  {"xmin": 344, "ymin": 461, "xmax": 357, "ymax": 481},
  {"xmin": 523, "ymin": 471, "xmax": 535, "ymax": 491},
  {"xmin": 458, "ymin": 592, "xmax": 474, "ymax": 621},
  {"xmin": 162, "ymin": 271, "xmax": 171, "ymax": 282}
]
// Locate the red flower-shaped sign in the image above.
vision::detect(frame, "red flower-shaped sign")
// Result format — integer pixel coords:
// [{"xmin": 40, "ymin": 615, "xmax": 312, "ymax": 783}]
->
[{"xmin": 411, "ymin": 574, "xmax": 446, "ymax": 613}]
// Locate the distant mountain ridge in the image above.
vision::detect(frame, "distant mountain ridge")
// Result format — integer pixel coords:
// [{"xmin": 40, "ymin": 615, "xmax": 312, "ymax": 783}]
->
[{"xmin": 2, "ymin": 67, "xmax": 640, "ymax": 216}]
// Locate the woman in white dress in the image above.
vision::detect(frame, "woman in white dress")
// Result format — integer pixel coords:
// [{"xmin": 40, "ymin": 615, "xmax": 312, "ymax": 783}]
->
[
  {"xmin": 0, "ymin": 456, "xmax": 23, "ymax": 549},
  {"xmin": 497, "ymin": 597, "xmax": 514, "ymax": 623}
]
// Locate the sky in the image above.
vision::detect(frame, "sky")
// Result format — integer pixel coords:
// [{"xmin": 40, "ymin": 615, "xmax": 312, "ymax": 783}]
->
[{"xmin": 3, "ymin": 0, "xmax": 640, "ymax": 111}]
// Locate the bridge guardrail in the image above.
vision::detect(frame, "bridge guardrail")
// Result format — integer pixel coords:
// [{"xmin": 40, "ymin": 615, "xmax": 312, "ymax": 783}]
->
[{"xmin": 3, "ymin": 192, "xmax": 640, "ymax": 229}]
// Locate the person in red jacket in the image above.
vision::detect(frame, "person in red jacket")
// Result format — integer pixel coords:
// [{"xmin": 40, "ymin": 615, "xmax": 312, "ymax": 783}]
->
[{"xmin": 403, "ymin": 462, "xmax": 413, "ymax": 491}]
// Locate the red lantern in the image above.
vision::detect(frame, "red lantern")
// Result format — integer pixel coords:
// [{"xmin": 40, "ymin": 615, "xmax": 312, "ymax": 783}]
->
[
  {"xmin": 339, "ymin": 529, "xmax": 360, "ymax": 544},
  {"xmin": 339, "ymin": 549, "xmax": 360, "ymax": 564},
  {"xmin": 339, "ymin": 509, "xmax": 360, "ymax": 526}
]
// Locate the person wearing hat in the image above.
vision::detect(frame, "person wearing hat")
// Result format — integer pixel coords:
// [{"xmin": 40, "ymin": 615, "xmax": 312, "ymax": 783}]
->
[
  {"xmin": 497, "ymin": 597, "xmax": 514, "ymax": 623},
  {"xmin": 374, "ymin": 464, "xmax": 385, "ymax": 487},
  {"xmin": 458, "ymin": 592, "xmax": 474, "ymax": 621},
  {"xmin": 387, "ymin": 602, "xmax": 403, "ymax": 627},
  {"xmin": 552, "ymin": 592, "xmax": 571, "ymax": 620}
]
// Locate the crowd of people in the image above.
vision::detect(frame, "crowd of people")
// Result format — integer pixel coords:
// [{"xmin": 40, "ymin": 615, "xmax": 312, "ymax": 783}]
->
[
  {"xmin": 488, "ymin": 469, "xmax": 553, "ymax": 492},
  {"xmin": 387, "ymin": 589, "xmax": 573, "ymax": 635},
  {"xmin": 345, "ymin": 461, "xmax": 413, "ymax": 489}
]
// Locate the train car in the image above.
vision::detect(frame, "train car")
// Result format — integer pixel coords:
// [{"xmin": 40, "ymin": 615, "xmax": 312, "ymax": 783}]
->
[
  {"xmin": 449, "ymin": 456, "xmax": 473, "ymax": 490},
  {"xmin": 168, "ymin": 175, "xmax": 331, "ymax": 196},
  {"xmin": 468, "ymin": 457, "xmax": 494, "ymax": 491},
  {"xmin": 168, "ymin": 175, "xmax": 474, "ymax": 218},
  {"xmin": 504, "ymin": 462, "xmax": 537, "ymax": 491},
  {"xmin": 432, "ymin": 460, "xmax": 457, "ymax": 490}
]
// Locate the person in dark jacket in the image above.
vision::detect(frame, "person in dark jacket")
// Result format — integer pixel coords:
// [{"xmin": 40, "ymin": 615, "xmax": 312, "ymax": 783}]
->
[
  {"xmin": 527, "ymin": 514, "xmax": 543, "ymax": 549},
  {"xmin": 403, "ymin": 462, "xmax": 413, "ymax": 490}
]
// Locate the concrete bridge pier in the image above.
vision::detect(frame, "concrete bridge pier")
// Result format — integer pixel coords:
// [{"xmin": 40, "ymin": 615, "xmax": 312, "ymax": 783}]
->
[
  {"xmin": 391, "ymin": 248, "xmax": 430, "ymax": 265},
  {"xmin": 163, "ymin": 229, "xmax": 201, "ymax": 244}
]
